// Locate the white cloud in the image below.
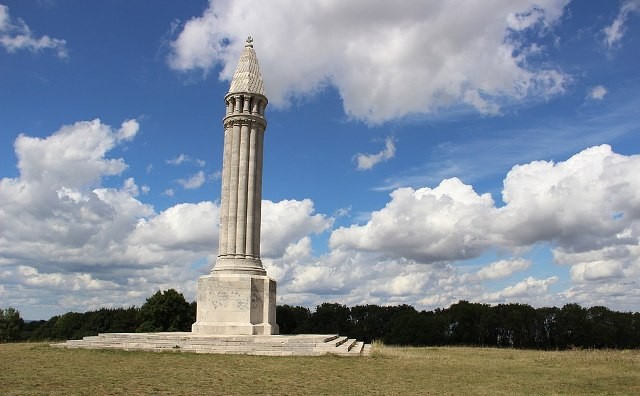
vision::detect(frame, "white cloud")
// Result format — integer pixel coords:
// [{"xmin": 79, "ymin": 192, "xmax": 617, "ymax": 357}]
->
[
  {"xmin": 177, "ymin": 170, "xmax": 205, "ymax": 189},
  {"xmin": 482, "ymin": 276, "xmax": 559, "ymax": 302},
  {"xmin": 602, "ymin": 0, "xmax": 640, "ymax": 48},
  {"xmin": 116, "ymin": 119, "xmax": 139, "ymax": 141},
  {"xmin": 261, "ymin": 199, "xmax": 333, "ymax": 258},
  {"xmin": 329, "ymin": 144, "xmax": 640, "ymax": 310},
  {"xmin": 494, "ymin": 145, "xmax": 640, "ymax": 252},
  {"xmin": 355, "ymin": 136, "xmax": 396, "ymax": 171},
  {"xmin": 569, "ymin": 260, "xmax": 624, "ymax": 282},
  {"xmin": 14, "ymin": 265, "xmax": 120, "ymax": 292},
  {"xmin": 0, "ymin": 4, "xmax": 68, "ymax": 58},
  {"xmin": 588, "ymin": 85, "xmax": 607, "ymax": 100},
  {"xmin": 0, "ymin": 5, "xmax": 8, "ymax": 31},
  {"xmin": 167, "ymin": 153, "xmax": 189, "ymax": 165},
  {"xmin": 12, "ymin": 119, "xmax": 137, "ymax": 188},
  {"xmin": 463, "ymin": 90, "xmax": 501, "ymax": 115},
  {"xmin": 128, "ymin": 201, "xmax": 218, "ymax": 254},
  {"xmin": 167, "ymin": 153, "xmax": 206, "ymax": 168},
  {"xmin": 330, "ymin": 177, "xmax": 496, "ymax": 263},
  {"xmin": 0, "ymin": 119, "xmax": 340, "ymax": 317},
  {"xmin": 122, "ymin": 178, "xmax": 139, "ymax": 197},
  {"xmin": 167, "ymin": 0, "xmax": 570, "ymax": 124},
  {"xmin": 3, "ymin": 119, "xmax": 640, "ymax": 316},
  {"xmin": 475, "ymin": 258, "xmax": 531, "ymax": 281},
  {"xmin": 0, "ymin": 119, "xmax": 157, "ymax": 308}
]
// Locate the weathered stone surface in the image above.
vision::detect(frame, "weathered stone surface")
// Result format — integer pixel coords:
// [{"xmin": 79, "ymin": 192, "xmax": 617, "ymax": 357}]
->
[
  {"xmin": 52, "ymin": 333, "xmax": 370, "ymax": 356},
  {"xmin": 194, "ymin": 37, "xmax": 277, "ymax": 335},
  {"xmin": 191, "ymin": 273, "xmax": 278, "ymax": 335}
]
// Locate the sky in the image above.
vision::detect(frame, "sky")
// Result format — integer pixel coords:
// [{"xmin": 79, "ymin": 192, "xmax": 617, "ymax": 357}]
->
[{"xmin": 1, "ymin": 1, "xmax": 639, "ymax": 320}]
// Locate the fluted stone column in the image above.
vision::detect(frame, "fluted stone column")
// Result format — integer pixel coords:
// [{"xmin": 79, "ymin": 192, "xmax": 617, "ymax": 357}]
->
[{"xmin": 192, "ymin": 37, "xmax": 278, "ymax": 336}]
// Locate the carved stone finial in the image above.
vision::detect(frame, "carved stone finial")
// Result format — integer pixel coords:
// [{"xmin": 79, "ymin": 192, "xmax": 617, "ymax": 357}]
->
[{"xmin": 245, "ymin": 36, "xmax": 254, "ymax": 47}]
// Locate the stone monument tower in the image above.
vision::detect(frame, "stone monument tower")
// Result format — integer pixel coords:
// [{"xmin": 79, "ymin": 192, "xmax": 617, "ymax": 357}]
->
[
  {"xmin": 55, "ymin": 37, "xmax": 368, "ymax": 355},
  {"xmin": 192, "ymin": 37, "xmax": 278, "ymax": 335}
]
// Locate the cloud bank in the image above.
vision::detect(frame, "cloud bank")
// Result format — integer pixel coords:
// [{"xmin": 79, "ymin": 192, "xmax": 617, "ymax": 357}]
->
[
  {"xmin": 2, "ymin": 119, "xmax": 639, "ymax": 317},
  {"xmin": 167, "ymin": 0, "xmax": 570, "ymax": 124}
]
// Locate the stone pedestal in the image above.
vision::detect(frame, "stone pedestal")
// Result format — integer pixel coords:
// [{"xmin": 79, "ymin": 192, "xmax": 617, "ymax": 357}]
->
[{"xmin": 192, "ymin": 273, "xmax": 278, "ymax": 335}]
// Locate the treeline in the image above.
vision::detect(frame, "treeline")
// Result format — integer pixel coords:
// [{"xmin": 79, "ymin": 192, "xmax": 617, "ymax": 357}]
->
[
  {"xmin": 278, "ymin": 301, "xmax": 640, "ymax": 350},
  {"xmin": 1, "ymin": 289, "xmax": 196, "ymax": 342},
  {"xmin": 2, "ymin": 292, "xmax": 639, "ymax": 350}
]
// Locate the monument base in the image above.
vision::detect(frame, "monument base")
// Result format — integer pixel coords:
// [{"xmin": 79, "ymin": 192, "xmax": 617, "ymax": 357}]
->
[
  {"xmin": 191, "ymin": 272, "xmax": 278, "ymax": 335},
  {"xmin": 52, "ymin": 333, "xmax": 371, "ymax": 356}
]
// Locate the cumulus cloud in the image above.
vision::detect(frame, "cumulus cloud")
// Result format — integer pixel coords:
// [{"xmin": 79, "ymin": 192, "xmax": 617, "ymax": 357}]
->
[
  {"xmin": 0, "ymin": 120, "xmax": 214, "ymax": 315},
  {"xmin": 177, "ymin": 170, "xmax": 206, "ymax": 189},
  {"xmin": 347, "ymin": 145, "xmax": 640, "ymax": 262},
  {"xmin": 588, "ymin": 85, "xmax": 607, "ymax": 100},
  {"xmin": 495, "ymin": 145, "xmax": 640, "ymax": 252},
  {"xmin": 0, "ymin": 4, "xmax": 67, "ymax": 58},
  {"xmin": 475, "ymin": 258, "xmax": 531, "ymax": 281},
  {"xmin": 602, "ymin": 0, "xmax": 640, "ymax": 48},
  {"xmin": 330, "ymin": 177, "xmax": 496, "ymax": 263},
  {"xmin": 167, "ymin": 0, "xmax": 570, "ymax": 123},
  {"xmin": 482, "ymin": 276, "xmax": 559, "ymax": 302},
  {"xmin": 3, "ymin": 119, "xmax": 640, "ymax": 316},
  {"xmin": 354, "ymin": 136, "xmax": 396, "ymax": 170},
  {"xmin": 329, "ymin": 145, "xmax": 640, "ymax": 310},
  {"xmin": 0, "ymin": 119, "xmax": 341, "ymax": 317},
  {"xmin": 13, "ymin": 119, "xmax": 138, "ymax": 187},
  {"xmin": 261, "ymin": 199, "xmax": 333, "ymax": 258}
]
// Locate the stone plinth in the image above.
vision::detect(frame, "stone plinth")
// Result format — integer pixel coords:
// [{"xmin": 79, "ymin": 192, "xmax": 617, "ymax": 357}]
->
[
  {"xmin": 191, "ymin": 273, "xmax": 278, "ymax": 335},
  {"xmin": 52, "ymin": 333, "xmax": 371, "ymax": 356}
]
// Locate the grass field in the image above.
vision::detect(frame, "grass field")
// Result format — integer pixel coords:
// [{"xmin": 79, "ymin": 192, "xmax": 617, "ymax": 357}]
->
[{"xmin": 1, "ymin": 342, "xmax": 639, "ymax": 395}]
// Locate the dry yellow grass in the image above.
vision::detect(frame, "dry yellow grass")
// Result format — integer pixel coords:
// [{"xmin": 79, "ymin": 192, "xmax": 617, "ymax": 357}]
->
[{"xmin": 1, "ymin": 342, "xmax": 639, "ymax": 395}]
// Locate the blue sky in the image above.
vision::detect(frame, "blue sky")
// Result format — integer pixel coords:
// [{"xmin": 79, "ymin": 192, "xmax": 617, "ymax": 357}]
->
[{"xmin": 1, "ymin": 0, "xmax": 639, "ymax": 320}]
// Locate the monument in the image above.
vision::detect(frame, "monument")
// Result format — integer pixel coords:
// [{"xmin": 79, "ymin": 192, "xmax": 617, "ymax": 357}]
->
[
  {"xmin": 53, "ymin": 38, "xmax": 368, "ymax": 355},
  {"xmin": 192, "ymin": 37, "xmax": 278, "ymax": 336}
]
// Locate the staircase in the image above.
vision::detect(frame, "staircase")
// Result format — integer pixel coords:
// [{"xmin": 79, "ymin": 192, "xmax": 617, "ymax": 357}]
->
[{"xmin": 52, "ymin": 333, "xmax": 371, "ymax": 357}]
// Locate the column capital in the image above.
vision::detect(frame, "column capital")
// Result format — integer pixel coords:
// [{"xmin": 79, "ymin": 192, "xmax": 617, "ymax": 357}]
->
[{"xmin": 223, "ymin": 114, "xmax": 267, "ymax": 129}]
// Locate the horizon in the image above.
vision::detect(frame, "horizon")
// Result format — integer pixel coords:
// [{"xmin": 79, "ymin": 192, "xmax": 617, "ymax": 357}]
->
[{"xmin": 1, "ymin": 0, "xmax": 639, "ymax": 320}]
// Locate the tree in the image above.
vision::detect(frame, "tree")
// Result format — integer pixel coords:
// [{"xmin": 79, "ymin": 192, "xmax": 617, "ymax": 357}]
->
[
  {"xmin": 298, "ymin": 303, "xmax": 352, "ymax": 335},
  {"xmin": 0, "ymin": 307, "xmax": 25, "ymax": 343},
  {"xmin": 276, "ymin": 305, "xmax": 311, "ymax": 334},
  {"xmin": 534, "ymin": 306, "xmax": 560, "ymax": 349},
  {"xmin": 384, "ymin": 308, "xmax": 427, "ymax": 346},
  {"xmin": 558, "ymin": 303, "xmax": 591, "ymax": 348},
  {"xmin": 137, "ymin": 289, "xmax": 193, "ymax": 332},
  {"xmin": 447, "ymin": 301, "xmax": 494, "ymax": 346}
]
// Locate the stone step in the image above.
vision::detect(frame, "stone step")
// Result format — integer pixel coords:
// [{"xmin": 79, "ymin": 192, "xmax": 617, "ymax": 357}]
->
[
  {"xmin": 335, "ymin": 338, "xmax": 357, "ymax": 353},
  {"xmin": 350, "ymin": 341, "xmax": 365, "ymax": 354},
  {"xmin": 52, "ymin": 333, "xmax": 372, "ymax": 357}
]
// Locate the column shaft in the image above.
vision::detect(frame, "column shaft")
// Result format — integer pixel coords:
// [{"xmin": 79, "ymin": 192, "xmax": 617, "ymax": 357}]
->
[
  {"xmin": 253, "ymin": 127, "xmax": 264, "ymax": 257},
  {"xmin": 218, "ymin": 125, "xmax": 233, "ymax": 256},
  {"xmin": 246, "ymin": 127, "xmax": 256, "ymax": 256},
  {"xmin": 235, "ymin": 123, "xmax": 250, "ymax": 255},
  {"xmin": 226, "ymin": 123, "xmax": 241, "ymax": 254}
]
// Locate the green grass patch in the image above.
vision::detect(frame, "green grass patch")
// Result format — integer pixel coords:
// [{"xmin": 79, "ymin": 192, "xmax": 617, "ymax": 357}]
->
[{"xmin": 1, "ymin": 342, "xmax": 639, "ymax": 395}]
